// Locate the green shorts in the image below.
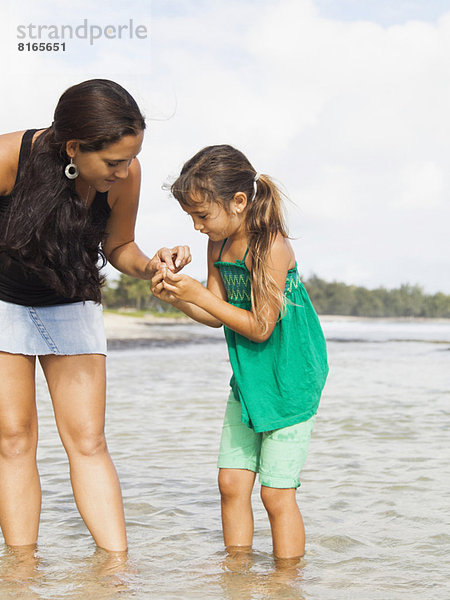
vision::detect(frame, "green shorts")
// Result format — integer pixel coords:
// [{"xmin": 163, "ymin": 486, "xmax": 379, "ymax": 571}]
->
[{"xmin": 217, "ymin": 390, "xmax": 316, "ymax": 489}]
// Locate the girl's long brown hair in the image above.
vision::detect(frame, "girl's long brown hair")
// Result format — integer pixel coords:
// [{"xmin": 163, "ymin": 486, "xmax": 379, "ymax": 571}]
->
[{"xmin": 171, "ymin": 144, "xmax": 289, "ymax": 334}]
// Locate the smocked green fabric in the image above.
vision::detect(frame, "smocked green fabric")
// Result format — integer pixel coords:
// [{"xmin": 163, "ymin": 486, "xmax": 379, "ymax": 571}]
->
[
  {"xmin": 214, "ymin": 244, "xmax": 328, "ymax": 433},
  {"xmin": 220, "ymin": 260, "xmax": 301, "ymax": 306}
]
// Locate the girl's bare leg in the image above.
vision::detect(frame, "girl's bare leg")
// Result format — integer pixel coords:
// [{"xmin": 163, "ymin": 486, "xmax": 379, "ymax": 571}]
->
[
  {"xmin": 260, "ymin": 486, "xmax": 305, "ymax": 558},
  {"xmin": 218, "ymin": 468, "xmax": 256, "ymax": 549},
  {"xmin": 39, "ymin": 354, "xmax": 127, "ymax": 552},
  {"xmin": 0, "ymin": 353, "xmax": 41, "ymax": 546}
]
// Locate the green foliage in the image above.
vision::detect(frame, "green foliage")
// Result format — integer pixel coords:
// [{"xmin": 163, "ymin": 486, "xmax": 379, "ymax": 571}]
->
[
  {"xmin": 103, "ymin": 273, "xmax": 450, "ymax": 318},
  {"xmin": 102, "ymin": 274, "xmax": 180, "ymax": 314},
  {"xmin": 303, "ymin": 276, "xmax": 450, "ymax": 318}
]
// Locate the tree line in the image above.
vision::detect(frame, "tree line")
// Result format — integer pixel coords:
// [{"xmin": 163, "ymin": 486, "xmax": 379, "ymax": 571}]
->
[
  {"xmin": 102, "ymin": 273, "xmax": 450, "ymax": 318},
  {"xmin": 304, "ymin": 275, "xmax": 450, "ymax": 318}
]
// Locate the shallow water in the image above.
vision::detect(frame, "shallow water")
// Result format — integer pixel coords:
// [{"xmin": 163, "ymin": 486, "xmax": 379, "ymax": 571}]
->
[{"xmin": 0, "ymin": 318, "xmax": 449, "ymax": 599}]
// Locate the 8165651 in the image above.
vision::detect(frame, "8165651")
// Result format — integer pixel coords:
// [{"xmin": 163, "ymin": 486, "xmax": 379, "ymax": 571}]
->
[{"xmin": 18, "ymin": 42, "xmax": 66, "ymax": 52}]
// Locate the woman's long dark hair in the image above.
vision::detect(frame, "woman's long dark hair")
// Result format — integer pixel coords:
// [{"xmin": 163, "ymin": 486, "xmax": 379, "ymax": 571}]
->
[{"xmin": 0, "ymin": 79, "xmax": 145, "ymax": 302}]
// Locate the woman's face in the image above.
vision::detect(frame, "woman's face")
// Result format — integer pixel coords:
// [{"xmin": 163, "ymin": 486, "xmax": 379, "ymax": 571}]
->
[{"xmin": 68, "ymin": 131, "xmax": 144, "ymax": 192}]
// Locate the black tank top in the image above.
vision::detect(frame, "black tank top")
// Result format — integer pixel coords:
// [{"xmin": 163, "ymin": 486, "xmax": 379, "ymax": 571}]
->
[{"xmin": 0, "ymin": 129, "xmax": 111, "ymax": 306}]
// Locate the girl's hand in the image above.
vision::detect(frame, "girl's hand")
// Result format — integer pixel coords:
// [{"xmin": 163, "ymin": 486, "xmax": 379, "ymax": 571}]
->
[
  {"xmin": 162, "ymin": 271, "xmax": 204, "ymax": 304},
  {"xmin": 146, "ymin": 245, "xmax": 191, "ymax": 278},
  {"xmin": 151, "ymin": 269, "xmax": 177, "ymax": 303}
]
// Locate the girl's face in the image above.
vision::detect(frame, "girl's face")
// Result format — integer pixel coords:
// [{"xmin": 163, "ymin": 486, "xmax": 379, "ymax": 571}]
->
[
  {"xmin": 182, "ymin": 194, "xmax": 246, "ymax": 241},
  {"xmin": 67, "ymin": 131, "xmax": 144, "ymax": 192}
]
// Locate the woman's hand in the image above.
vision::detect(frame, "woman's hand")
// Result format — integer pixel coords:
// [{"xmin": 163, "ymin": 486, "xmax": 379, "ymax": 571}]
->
[
  {"xmin": 161, "ymin": 270, "xmax": 205, "ymax": 305},
  {"xmin": 145, "ymin": 245, "xmax": 191, "ymax": 279}
]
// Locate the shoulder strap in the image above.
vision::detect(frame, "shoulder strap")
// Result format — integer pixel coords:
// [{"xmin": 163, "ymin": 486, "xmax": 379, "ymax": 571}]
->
[
  {"xmin": 0, "ymin": 130, "xmax": 38, "ymax": 199},
  {"xmin": 242, "ymin": 246, "xmax": 250, "ymax": 263},
  {"xmin": 217, "ymin": 238, "xmax": 228, "ymax": 261},
  {"xmin": 17, "ymin": 129, "xmax": 38, "ymax": 176}
]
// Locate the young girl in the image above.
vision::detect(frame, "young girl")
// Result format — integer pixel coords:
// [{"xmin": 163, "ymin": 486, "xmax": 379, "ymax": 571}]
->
[{"xmin": 151, "ymin": 145, "xmax": 328, "ymax": 559}]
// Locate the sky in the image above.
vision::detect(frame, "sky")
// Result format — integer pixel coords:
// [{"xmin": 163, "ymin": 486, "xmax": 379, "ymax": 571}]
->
[{"xmin": 1, "ymin": 0, "xmax": 449, "ymax": 293}]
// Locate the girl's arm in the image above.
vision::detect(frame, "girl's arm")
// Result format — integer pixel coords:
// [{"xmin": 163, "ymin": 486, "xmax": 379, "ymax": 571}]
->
[
  {"xmin": 152, "ymin": 271, "xmax": 222, "ymax": 327},
  {"xmin": 151, "ymin": 240, "xmax": 226, "ymax": 328},
  {"xmin": 161, "ymin": 236, "xmax": 293, "ymax": 343},
  {"xmin": 102, "ymin": 158, "xmax": 191, "ymax": 278}
]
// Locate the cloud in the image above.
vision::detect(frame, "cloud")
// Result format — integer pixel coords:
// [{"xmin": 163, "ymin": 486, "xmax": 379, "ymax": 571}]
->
[
  {"xmin": 396, "ymin": 161, "xmax": 445, "ymax": 209},
  {"xmin": 1, "ymin": 0, "xmax": 449, "ymax": 293},
  {"xmin": 140, "ymin": 0, "xmax": 450, "ymax": 292}
]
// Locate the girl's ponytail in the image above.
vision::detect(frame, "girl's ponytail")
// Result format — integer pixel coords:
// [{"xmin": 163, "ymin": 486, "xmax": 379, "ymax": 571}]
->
[{"xmin": 245, "ymin": 174, "xmax": 289, "ymax": 334}]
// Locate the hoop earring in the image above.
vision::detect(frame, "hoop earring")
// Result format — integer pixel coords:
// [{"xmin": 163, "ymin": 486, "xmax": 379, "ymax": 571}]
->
[{"xmin": 65, "ymin": 158, "xmax": 79, "ymax": 180}]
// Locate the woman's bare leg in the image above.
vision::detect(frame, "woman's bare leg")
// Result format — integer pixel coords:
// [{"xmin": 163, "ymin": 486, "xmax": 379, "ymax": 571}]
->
[
  {"xmin": 0, "ymin": 352, "xmax": 40, "ymax": 546},
  {"xmin": 218, "ymin": 468, "xmax": 256, "ymax": 549},
  {"xmin": 39, "ymin": 353, "xmax": 127, "ymax": 552}
]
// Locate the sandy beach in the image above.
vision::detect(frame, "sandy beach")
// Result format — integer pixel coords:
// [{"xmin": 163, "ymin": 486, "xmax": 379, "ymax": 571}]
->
[
  {"xmin": 103, "ymin": 311, "xmax": 188, "ymax": 340},
  {"xmin": 103, "ymin": 311, "xmax": 223, "ymax": 349}
]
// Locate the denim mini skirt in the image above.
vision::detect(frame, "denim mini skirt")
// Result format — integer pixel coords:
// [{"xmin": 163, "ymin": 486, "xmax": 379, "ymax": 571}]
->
[{"xmin": 0, "ymin": 300, "xmax": 107, "ymax": 355}]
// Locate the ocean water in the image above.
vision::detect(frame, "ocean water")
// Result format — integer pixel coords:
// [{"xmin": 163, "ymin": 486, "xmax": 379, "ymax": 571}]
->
[{"xmin": 0, "ymin": 318, "xmax": 449, "ymax": 599}]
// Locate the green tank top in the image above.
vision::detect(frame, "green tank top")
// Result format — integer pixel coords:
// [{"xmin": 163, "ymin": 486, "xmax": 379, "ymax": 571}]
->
[{"xmin": 214, "ymin": 240, "xmax": 328, "ymax": 432}]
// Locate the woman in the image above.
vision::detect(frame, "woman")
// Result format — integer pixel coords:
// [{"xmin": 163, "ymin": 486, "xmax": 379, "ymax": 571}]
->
[{"xmin": 0, "ymin": 79, "xmax": 190, "ymax": 552}]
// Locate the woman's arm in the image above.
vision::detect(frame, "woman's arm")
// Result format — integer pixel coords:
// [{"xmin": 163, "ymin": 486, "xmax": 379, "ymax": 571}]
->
[
  {"xmin": 102, "ymin": 158, "xmax": 190, "ymax": 278},
  {"xmin": 160, "ymin": 236, "xmax": 293, "ymax": 343}
]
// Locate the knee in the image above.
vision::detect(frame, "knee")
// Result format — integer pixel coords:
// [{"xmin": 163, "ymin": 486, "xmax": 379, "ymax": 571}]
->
[
  {"xmin": 218, "ymin": 470, "xmax": 253, "ymax": 502},
  {"xmin": 0, "ymin": 423, "xmax": 37, "ymax": 459},
  {"xmin": 218, "ymin": 470, "xmax": 238, "ymax": 500},
  {"xmin": 66, "ymin": 429, "xmax": 107, "ymax": 458},
  {"xmin": 260, "ymin": 487, "xmax": 293, "ymax": 517}
]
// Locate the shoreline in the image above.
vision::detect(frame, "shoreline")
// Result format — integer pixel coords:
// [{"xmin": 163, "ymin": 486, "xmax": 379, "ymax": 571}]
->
[
  {"xmin": 103, "ymin": 311, "xmax": 450, "ymax": 342},
  {"xmin": 318, "ymin": 314, "xmax": 450, "ymax": 324}
]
